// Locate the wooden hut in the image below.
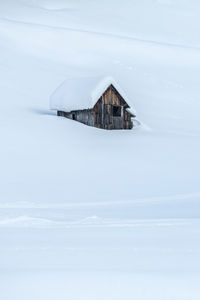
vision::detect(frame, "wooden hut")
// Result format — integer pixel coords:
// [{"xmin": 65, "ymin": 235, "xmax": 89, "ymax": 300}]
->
[{"xmin": 50, "ymin": 76, "xmax": 136, "ymax": 130}]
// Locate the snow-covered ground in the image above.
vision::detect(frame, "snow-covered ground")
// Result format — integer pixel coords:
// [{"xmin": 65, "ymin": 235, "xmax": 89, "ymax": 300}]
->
[{"xmin": 0, "ymin": 0, "xmax": 200, "ymax": 299}]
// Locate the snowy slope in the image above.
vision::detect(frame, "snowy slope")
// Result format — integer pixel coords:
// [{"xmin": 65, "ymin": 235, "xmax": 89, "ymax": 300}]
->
[{"xmin": 0, "ymin": 1, "xmax": 200, "ymax": 299}]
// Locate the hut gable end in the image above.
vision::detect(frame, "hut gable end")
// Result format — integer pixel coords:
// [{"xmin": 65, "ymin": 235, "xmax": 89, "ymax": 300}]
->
[
  {"xmin": 93, "ymin": 85, "xmax": 133, "ymax": 130},
  {"xmin": 95, "ymin": 85, "xmax": 129, "ymax": 107}
]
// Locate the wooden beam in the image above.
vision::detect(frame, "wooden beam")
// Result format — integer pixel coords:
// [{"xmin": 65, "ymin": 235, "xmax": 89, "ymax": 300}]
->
[{"xmin": 101, "ymin": 95, "xmax": 104, "ymax": 126}]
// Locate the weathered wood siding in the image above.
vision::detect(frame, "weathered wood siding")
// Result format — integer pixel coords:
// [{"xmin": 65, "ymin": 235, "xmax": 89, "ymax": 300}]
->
[
  {"xmin": 57, "ymin": 109, "xmax": 94, "ymax": 127},
  {"xmin": 57, "ymin": 84, "xmax": 134, "ymax": 130}
]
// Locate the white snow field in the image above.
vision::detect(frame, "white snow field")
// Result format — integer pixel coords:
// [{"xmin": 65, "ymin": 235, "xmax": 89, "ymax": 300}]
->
[{"xmin": 0, "ymin": 0, "xmax": 200, "ymax": 299}]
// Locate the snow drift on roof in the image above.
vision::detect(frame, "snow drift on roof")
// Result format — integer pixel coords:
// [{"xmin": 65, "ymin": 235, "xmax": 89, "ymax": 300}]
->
[{"xmin": 50, "ymin": 76, "xmax": 136, "ymax": 115}]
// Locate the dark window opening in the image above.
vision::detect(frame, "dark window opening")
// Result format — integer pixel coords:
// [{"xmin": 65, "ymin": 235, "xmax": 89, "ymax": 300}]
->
[
  {"xmin": 72, "ymin": 113, "xmax": 76, "ymax": 120},
  {"xmin": 113, "ymin": 106, "xmax": 121, "ymax": 117}
]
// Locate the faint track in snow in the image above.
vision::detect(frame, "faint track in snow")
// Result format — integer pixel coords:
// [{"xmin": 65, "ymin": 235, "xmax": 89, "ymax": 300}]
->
[{"xmin": 1, "ymin": 17, "xmax": 200, "ymax": 52}]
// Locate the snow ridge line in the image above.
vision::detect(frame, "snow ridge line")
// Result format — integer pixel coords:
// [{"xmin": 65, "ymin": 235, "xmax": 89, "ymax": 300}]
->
[
  {"xmin": 0, "ymin": 192, "xmax": 200, "ymax": 209},
  {"xmin": 0, "ymin": 215, "xmax": 198, "ymax": 229},
  {"xmin": 1, "ymin": 17, "xmax": 200, "ymax": 52}
]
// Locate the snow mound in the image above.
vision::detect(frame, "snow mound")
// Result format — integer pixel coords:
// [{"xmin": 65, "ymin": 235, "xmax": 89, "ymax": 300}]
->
[{"xmin": 75, "ymin": 215, "xmax": 104, "ymax": 225}]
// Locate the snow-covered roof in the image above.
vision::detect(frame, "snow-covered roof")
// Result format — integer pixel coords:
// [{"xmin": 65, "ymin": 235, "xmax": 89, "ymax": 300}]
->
[{"xmin": 50, "ymin": 76, "xmax": 136, "ymax": 115}]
